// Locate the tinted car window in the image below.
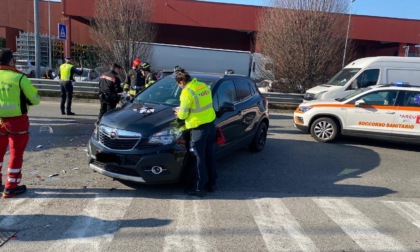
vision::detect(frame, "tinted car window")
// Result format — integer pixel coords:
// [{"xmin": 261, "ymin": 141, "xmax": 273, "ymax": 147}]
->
[
  {"xmin": 401, "ymin": 91, "xmax": 420, "ymax": 107},
  {"xmin": 356, "ymin": 90, "xmax": 399, "ymax": 105},
  {"xmin": 215, "ymin": 80, "xmax": 236, "ymax": 108},
  {"xmin": 235, "ymin": 79, "xmax": 252, "ymax": 102}
]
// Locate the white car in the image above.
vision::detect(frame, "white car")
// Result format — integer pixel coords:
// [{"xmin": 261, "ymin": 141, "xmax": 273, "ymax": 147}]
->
[
  {"xmin": 15, "ymin": 59, "xmax": 51, "ymax": 78},
  {"xmin": 294, "ymin": 83, "xmax": 420, "ymax": 143}
]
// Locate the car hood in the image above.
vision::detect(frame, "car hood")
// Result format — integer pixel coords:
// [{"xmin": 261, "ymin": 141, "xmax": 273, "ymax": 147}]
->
[
  {"xmin": 99, "ymin": 102, "xmax": 181, "ymax": 136},
  {"xmin": 305, "ymin": 84, "xmax": 342, "ymax": 94},
  {"xmin": 300, "ymin": 99, "xmax": 340, "ymax": 106}
]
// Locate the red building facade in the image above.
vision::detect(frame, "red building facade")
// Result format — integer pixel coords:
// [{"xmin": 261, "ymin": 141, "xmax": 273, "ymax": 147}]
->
[{"xmin": 1, "ymin": 0, "xmax": 419, "ymax": 58}]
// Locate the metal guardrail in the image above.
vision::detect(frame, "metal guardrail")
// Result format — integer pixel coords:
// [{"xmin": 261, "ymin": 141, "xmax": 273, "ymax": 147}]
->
[
  {"xmin": 30, "ymin": 78, "xmax": 99, "ymax": 94},
  {"xmin": 262, "ymin": 92, "xmax": 304, "ymax": 105},
  {"xmin": 30, "ymin": 78, "xmax": 304, "ymax": 105}
]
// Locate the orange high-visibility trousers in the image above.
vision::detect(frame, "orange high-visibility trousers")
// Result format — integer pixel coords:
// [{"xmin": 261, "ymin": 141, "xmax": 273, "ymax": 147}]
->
[{"xmin": 0, "ymin": 114, "xmax": 29, "ymax": 189}]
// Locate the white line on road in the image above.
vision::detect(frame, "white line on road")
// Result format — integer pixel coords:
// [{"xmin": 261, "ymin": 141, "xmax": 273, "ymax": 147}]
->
[
  {"xmin": 383, "ymin": 201, "xmax": 420, "ymax": 229},
  {"xmin": 249, "ymin": 198, "xmax": 319, "ymax": 252},
  {"xmin": 47, "ymin": 191, "xmax": 135, "ymax": 252},
  {"xmin": 163, "ymin": 196, "xmax": 212, "ymax": 252},
  {"xmin": 314, "ymin": 198, "xmax": 408, "ymax": 252}
]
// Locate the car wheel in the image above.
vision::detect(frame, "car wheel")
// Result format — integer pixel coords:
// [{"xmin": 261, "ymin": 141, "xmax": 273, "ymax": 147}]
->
[
  {"xmin": 310, "ymin": 117, "xmax": 338, "ymax": 143},
  {"xmin": 29, "ymin": 71, "xmax": 36, "ymax": 78},
  {"xmin": 250, "ymin": 121, "xmax": 268, "ymax": 152}
]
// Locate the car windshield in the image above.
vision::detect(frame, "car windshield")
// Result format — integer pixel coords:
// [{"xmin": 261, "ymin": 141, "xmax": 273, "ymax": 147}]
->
[
  {"xmin": 327, "ymin": 68, "xmax": 361, "ymax": 86},
  {"xmin": 133, "ymin": 75, "xmax": 216, "ymax": 106}
]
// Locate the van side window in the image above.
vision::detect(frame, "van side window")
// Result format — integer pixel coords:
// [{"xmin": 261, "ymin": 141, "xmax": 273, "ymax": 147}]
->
[{"xmin": 355, "ymin": 69, "xmax": 379, "ymax": 89}]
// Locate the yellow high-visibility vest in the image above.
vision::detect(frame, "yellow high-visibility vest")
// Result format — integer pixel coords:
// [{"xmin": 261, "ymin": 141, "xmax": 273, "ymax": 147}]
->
[
  {"xmin": 60, "ymin": 63, "xmax": 73, "ymax": 81},
  {"xmin": 0, "ymin": 70, "xmax": 40, "ymax": 117},
  {"xmin": 177, "ymin": 78, "xmax": 215, "ymax": 129}
]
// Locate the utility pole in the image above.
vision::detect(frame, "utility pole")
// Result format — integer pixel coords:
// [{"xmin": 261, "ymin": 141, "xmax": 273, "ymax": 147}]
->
[
  {"xmin": 34, "ymin": 0, "xmax": 41, "ymax": 78},
  {"xmin": 48, "ymin": 0, "xmax": 52, "ymax": 69},
  {"xmin": 342, "ymin": 0, "xmax": 355, "ymax": 68}
]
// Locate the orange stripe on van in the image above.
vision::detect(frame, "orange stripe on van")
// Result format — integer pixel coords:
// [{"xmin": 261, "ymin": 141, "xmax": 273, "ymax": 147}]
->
[{"xmin": 307, "ymin": 104, "xmax": 420, "ymax": 112}]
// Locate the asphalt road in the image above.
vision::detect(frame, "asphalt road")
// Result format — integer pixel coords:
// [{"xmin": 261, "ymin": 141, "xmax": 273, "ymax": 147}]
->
[{"xmin": 1, "ymin": 100, "xmax": 419, "ymax": 251}]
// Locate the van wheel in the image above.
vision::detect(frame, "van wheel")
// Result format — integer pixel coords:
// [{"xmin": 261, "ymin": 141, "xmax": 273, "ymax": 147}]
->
[
  {"xmin": 310, "ymin": 117, "xmax": 338, "ymax": 143},
  {"xmin": 250, "ymin": 122, "xmax": 268, "ymax": 152}
]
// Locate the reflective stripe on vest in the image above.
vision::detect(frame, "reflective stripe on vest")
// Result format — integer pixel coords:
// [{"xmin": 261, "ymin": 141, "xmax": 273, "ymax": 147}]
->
[{"xmin": 60, "ymin": 63, "xmax": 73, "ymax": 81}]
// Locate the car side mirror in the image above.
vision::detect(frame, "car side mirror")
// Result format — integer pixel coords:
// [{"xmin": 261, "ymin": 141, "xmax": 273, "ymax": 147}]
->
[
  {"xmin": 216, "ymin": 102, "xmax": 235, "ymax": 118},
  {"xmin": 355, "ymin": 99, "xmax": 365, "ymax": 107}
]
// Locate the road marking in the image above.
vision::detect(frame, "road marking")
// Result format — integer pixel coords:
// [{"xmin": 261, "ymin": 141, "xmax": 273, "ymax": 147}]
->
[
  {"xmin": 383, "ymin": 201, "xmax": 420, "ymax": 228},
  {"xmin": 47, "ymin": 191, "xmax": 134, "ymax": 252},
  {"xmin": 314, "ymin": 198, "xmax": 408, "ymax": 252},
  {"xmin": 249, "ymin": 198, "xmax": 318, "ymax": 252},
  {"xmin": 163, "ymin": 196, "xmax": 212, "ymax": 252},
  {"xmin": 0, "ymin": 196, "xmax": 53, "ymax": 228}
]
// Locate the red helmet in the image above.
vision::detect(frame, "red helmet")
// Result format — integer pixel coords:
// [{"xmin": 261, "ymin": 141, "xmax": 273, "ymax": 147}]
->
[{"xmin": 132, "ymin": 58, "xmax": 141, "ymax": 68}]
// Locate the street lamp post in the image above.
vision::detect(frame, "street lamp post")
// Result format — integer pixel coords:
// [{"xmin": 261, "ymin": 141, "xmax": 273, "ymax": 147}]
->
[
  {"xmin": 342, "ymin": 0, "xmax": 355, "ymax": 68},
  {"xmin": 48, "ymin": 0, "xmax": 52, "ymax": 69}
]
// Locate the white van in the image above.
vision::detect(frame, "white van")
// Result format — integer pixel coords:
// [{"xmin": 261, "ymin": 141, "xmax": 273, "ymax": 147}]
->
[{"xmin": 304, "ymin": 56, "xmax": 420, "ymax": 101}]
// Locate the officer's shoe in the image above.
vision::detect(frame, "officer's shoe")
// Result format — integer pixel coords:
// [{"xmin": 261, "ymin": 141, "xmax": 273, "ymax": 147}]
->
[
  {"xmin": 185, "ymin": 189, "xmax": 206, "ymax": 197},
  {"xmin": 2, "ymin": 185, "xmax": 27, "ymax": 199},
  {"xmin": 67, "ymin": 112, "xmax": 76, "ymax": 115}
]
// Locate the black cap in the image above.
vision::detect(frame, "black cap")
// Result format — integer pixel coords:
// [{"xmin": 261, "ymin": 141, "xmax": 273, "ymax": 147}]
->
[
  {"xmin": 65, "ymin": 56, "xmax": 74, "ymax": 60},
  {"xmin": 0, "ymin": 48, "xmax": 14, "ymax": 65}
]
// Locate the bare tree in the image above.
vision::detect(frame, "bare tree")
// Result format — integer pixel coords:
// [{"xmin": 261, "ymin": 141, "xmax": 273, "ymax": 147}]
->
[
  {"xmin": 90, "ymin": 0, "xmax": 156, "ymax": 74},
  {"xmin": 257, "ymin": 0, "xmax": 354, "ymax": 92}
]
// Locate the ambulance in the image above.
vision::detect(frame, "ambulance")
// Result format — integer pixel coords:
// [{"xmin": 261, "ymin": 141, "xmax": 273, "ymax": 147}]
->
[
  {"xmin": 294, "ymin": 83, "xmax": 420, "ymax": 143},
  {"xmin": 304, "ymin": 56, "xmax": 420, "ymax": 101}
]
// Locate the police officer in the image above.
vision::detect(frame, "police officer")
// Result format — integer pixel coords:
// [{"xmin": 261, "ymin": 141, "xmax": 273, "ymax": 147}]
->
[
  {"xmin": 140, "ymin": 62, "xmax": 156, "ymax": 88},
  {"xmin": 124, "ymin": 58, "xmax": 145, "ymax": 96},
  {"xmin": 58, "ymin": 56, "xmax": 83, "ymax": 115},
  {"xmin": 0, "ymin": 48, "xmax": 41, "ymax": 198},
  {"xmin": 174, "ymin": 71, "xmax": 217, "ymax": 197},
  {"xmin": 98, "ymin": 63, "xmax": 123, "ymax": 119}
]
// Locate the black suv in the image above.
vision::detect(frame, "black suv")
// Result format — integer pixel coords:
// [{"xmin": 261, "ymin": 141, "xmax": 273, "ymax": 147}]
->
[{"xmin": 87, "ymin": 73, "xmax": 269, "ymax": 184}]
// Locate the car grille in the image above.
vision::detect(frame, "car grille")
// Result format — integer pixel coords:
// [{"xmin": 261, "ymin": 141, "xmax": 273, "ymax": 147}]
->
[
  {"xmin": 99, "ymin": 125, "xmax": 141, "ymax": 150},
  {"xmin": 91, "ymin": 160, "xmax": 140, "ymax": 177}
]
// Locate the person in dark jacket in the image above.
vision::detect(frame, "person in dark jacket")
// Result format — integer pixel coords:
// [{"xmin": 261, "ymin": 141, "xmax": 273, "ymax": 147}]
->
[
  {"xmin": 58, "ymin": 56, "xmax": 83, "ymax": 115},
  {"xmin": 98, "ymin": 63, "xmax": 122, "ymax": 119}
]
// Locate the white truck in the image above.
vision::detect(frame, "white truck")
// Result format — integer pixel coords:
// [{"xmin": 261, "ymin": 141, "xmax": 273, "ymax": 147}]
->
[
  {"xmin": 140, "ymin": 43, "xmax": 273, "ymax": 81},
  {"xmin": 304, "ymin": 56, "xmax": 420, "ymax": 101}
]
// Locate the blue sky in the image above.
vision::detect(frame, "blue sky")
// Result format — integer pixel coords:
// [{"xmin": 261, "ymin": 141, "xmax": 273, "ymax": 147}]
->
[{"xmin": 199, "ymin": 0, "xmax": 420, "ymax": 20}]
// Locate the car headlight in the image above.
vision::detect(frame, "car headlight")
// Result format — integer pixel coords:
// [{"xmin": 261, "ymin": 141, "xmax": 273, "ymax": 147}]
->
[
  {"xmin": 148, "ymin": 128, "xmax": 183, "ymax": 145},
  {"xmin": 299, "ymin": 106, "xmax": 313, "ymax": 113},
  {"xmin": 92, "ymin": 123, "xmax": 99, "ymax": 140}
]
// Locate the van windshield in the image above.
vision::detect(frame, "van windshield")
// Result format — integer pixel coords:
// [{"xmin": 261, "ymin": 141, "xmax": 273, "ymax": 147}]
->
[{"xmin": 327, "ymin": 68, "xmax": 361, "ymax": 86}]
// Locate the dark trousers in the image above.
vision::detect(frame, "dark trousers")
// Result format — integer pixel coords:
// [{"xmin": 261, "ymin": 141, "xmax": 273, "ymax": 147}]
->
[
  {"xmin": 99, "ymin": 98, "xmax": 117, "ymax": 119},
  {"xmin": 189, "ymin": 121, "xmax": 217, "ymax": 191},
  {"xmin": 60, "ymin": 81, "xmax": 73, "ymax": 114}
]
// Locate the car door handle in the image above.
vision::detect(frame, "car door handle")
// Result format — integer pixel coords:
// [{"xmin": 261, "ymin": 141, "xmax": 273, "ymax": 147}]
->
[{"xmin": 385, "ymin": 111, "xmax": 395, "ymax": 114}]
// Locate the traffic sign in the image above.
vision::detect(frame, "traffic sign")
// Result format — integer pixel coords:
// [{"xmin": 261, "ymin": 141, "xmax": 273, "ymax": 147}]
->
[{"xmin": 58, "ymin": 23, "xmax": 67, "ymax": 40}]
